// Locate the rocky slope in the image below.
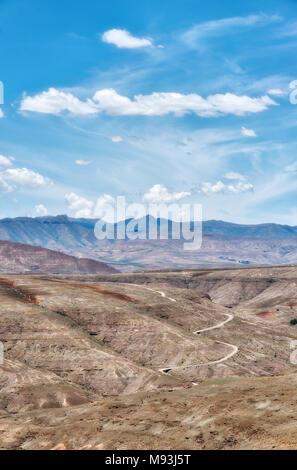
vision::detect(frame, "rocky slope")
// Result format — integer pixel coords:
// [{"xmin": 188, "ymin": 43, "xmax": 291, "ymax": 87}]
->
[
  {"xmin": 0, "ymin": 240, "xmax": 117, "ymax": 274},
  {"xmin": 2, "ymin": 371, "xmax": 297, "ymax": 450},
  {"xmin": 1, "ymin": 267, "xmax": 297, "ymax": 449}
]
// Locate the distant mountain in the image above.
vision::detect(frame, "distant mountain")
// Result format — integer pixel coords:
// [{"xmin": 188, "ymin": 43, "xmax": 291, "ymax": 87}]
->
[
  {"xmin": 203, "ymin": 220, "xmax": 297, "ymax": 239},
  {"xmin": 1, "ymin": 215, "xmax": 297, "ymax": 271},
  {"xmin": 0, "ymin": 240, "xmax": 117, "ymax": 274},
  {"xmin": 0, "ymin": 215, "xmax": 98, "ymax": 250}
]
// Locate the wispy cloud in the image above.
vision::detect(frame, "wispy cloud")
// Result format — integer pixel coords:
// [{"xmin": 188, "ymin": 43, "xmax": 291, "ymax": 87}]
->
[
  {"xmin": 182, "ymin": 13, "xmax": 282, "ymax": 47},
  {"xmin": 276, "ymin": 20, "xmax": 297, "ymax": 37}
]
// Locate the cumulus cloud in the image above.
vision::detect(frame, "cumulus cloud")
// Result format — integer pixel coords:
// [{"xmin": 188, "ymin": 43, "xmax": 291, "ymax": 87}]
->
[
  {"xmin": 0, "ymin": 155, "xmax": 14, "ymax": 168},
  {"xmin": 93, "ymin": 194, "xmax": 115, "ymax": 221},
  {"xmin": 20, "ymin": 87, "xmax": 277, "ymax": 118},
  {"xmin": 35, "ymin": 204, "xmax": 48, "ymax": 216},
  {"xmin": 65, "ymin": 192, "xmax": 94, "ymax": 218},
  {"xmin": 109, "ymin": 135, "xmax": 123, "ymax": 143},
  {"xmin": 20, "ymin": 88, "xmax": 98, "ymax": 115},
  {"xmin": 65, "ymin": 192, "xmax": 116, "ymax": 220},
  {"xmin": 102, "ymin": 29, "xmax": 152, "ymax": 49},
  {"xmin": 92, "ymin": 89, "xmax": 277, "ymax": 117},
  {"xmin": 0, "ymin": 109, "xmax": 4, "ymax": 118},
  {"xmin": 2, "ymin": 168, "xmax": 52, "ymax": 188},
  {"xmin": 201, "ymin": 180, "xmax": 253, "ymax": 194},
  {"xmin": 241, "ymin": 126, "xmax": 257, "ymax": 137},
  {"xmin": 75, "ymin": 159, "xmax": 92, "ymax": 165},
  {"xmin": 143, "ymin": 184, "xmax": 190, "ymax": 203},
  {"xmin": 0, "ymin": 154, "xmax": 52, "ymax": 193}
]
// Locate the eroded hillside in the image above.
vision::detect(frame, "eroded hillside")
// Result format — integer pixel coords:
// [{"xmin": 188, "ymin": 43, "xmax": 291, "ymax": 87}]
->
[{"xmin": 1, "ymin": 267, "xmax": 297, "ymax": 449}]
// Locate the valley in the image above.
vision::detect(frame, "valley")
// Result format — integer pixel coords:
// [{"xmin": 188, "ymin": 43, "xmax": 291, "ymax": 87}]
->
[{"xmin": 1, "ymin": 266, "xmax": 297, "ymax": 449}]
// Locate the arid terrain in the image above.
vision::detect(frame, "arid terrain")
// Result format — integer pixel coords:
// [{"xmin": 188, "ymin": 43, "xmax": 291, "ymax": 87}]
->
[
  {"xmin": 2, "ymin": 215, "xmax": 297, "ymax": 270},
  {"xmin": 0, "ymin": 240, "xmax": 117, "ymax": 274},
  {"xmin": 1, "ymin": 266, "xmax": 297, "ymax": 449}
]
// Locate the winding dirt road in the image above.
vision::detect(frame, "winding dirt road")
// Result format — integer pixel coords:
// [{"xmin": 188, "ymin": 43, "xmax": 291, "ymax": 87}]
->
[
  {"xmin": 128, "ymin": 284, "xmax": 177, "ymax": 303},
  {"xmin": 194, "ymin": 313, "xmax": 233, "ymax": 334},
  {"xmin": 125, "ymin": 283, "xmax": 239, "ymax": 374}
]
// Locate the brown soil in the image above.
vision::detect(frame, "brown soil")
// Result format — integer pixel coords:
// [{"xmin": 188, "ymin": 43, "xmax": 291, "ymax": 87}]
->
[
  {"xmin": 2, "ymin": 267, "xmax": 297, "ymax": 449},
  {"xmin": 255, "ymin": 311, "xmax": 275, "ymax": 318}
]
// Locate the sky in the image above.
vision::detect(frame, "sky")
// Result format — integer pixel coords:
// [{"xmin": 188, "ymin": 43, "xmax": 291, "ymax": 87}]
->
[{"xmin": 0, "ymin": 0, "xmax": 297, "ymax": 224}]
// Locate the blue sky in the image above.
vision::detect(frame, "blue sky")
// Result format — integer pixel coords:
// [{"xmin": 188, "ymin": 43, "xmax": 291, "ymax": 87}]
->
[{"xmin": 0, "ymin": 0, "xmax": 297, "ymax": 224}]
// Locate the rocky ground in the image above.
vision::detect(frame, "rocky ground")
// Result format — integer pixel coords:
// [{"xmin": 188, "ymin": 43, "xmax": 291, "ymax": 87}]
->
[{"xmin": 1, "ymin": 266, "xmax": 297, "ymax": 449}]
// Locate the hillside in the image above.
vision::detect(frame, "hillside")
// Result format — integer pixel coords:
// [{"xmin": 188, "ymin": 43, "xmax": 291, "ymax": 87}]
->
[
  {"xmin": 0, "ymin": 240, "xmax": 117, "ymax": 274},
  {"xmin": 1, "ymin": 215, "xmax": 297, "ymax": 270},
  {"xmin": 1, "ymin": 267, "xmax": 297, "ymax": 449}
]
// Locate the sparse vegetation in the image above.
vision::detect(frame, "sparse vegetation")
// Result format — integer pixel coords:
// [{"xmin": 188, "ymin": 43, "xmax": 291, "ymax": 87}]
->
[{"xmin": 2, "ymin": 267, "xmax": 297, "ymax": 449}]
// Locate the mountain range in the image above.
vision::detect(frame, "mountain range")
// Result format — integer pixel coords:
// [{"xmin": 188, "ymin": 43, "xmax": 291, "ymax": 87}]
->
[{"xmin": 1, "ymin": 215, "xmax": 297, "ymax": 270}]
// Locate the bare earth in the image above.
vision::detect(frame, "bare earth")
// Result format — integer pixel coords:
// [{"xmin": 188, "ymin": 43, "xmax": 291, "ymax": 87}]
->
[{"xmin": 1, "ymin": 266, "xmax": 297, "ymax": 449}]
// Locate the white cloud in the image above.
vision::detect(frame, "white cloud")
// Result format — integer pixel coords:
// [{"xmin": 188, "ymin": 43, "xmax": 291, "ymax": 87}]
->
[
  {"xmin": 201, "ymin": 180, "xmax": 253, "ymax": 194},
  {"xmin": 0, "ymin": 176, "xmax": 12, "ymax": 192},
  {"xmin": 65, "ymin": 192, "xmax": 94, "ymax": 218},
  {"xmin": 109, "ymin": 135, "xmax": 123, "ymax": 143},
  {"xmin": 92, "ymin": 89, "xmax": 277, "ymax": 117},
  {"xmin": 0, "ymin": 155, "xmax": 14, "ymax": 168},
  {"xmin": 2, "ymin": 168, "xmax": 52, "ymax": 188},
  {"xmin": 102, "ymin": 29, "xmax": 152, "ymax": 49},
  {"xmin": 143, "ymin": 184, "xmax": 190, "ymax": 203},
  {"xmin": 35, "ymin": 204, "xmax": 48, "ymax": 216},
  {"xmin": 75, "ymin": 159, "xmax": 92, "ymax": 165},
  {"xmin": 65, "ymin": 192, "xmax": 116, "ymax": 220},
  {"xmin": 20, "ymin": 87, "xmax": 98, "ymax": 115},
  {"xmin": 267, "ymin": 88, "xmax": 287, "ymax": 96},
  {"xmin": 0, "ymin": 162, "xmax": 51, "ymax": 193},
  {"xmin": 0, "ymin": 109, "xmax": 4, "ymax": 118},
  {"xmin": 21, "ymin": 87, "xmax": 277, "ymax": 118},
  {"xmin": 224, "ymin": 172, "xmax": 247, "ymax": 181},
  {"xmin": 241, "ymin": 126, "xmax": 257, "ymax": 137},
  {"xmin": 93, "ymin": 194, "xmax": 115, "ymax": 221}
]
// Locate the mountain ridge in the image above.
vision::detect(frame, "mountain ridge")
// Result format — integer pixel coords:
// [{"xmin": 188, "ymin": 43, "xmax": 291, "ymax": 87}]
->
[
  {"xmin": 1, "ymin": 215, "xmax": 297, "ymax": 271},
  {"xmin": 0, "ymin": 239, "xmax": 117, "ymax": 274}
]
